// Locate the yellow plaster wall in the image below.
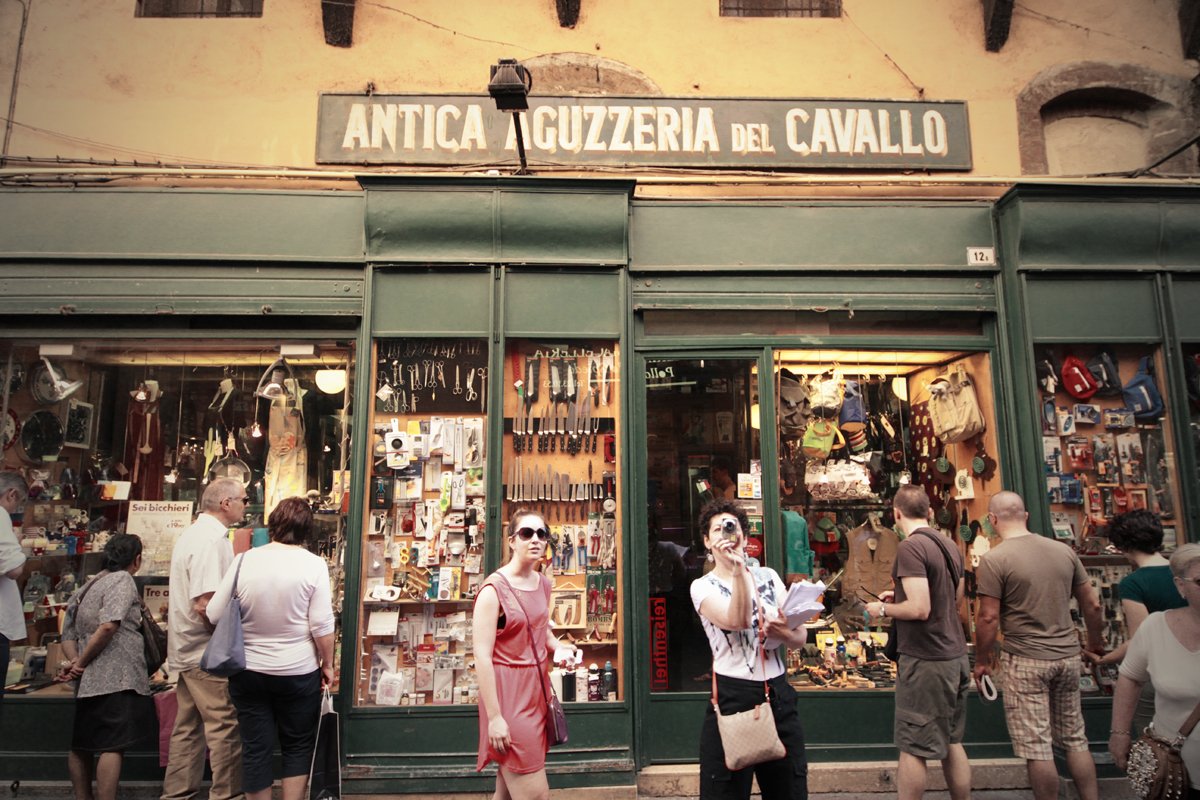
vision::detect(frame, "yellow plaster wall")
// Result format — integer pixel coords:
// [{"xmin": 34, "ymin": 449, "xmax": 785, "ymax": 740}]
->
[{"xmin": 0, "ymin": 0, "xmax": 1191, "ymax": 175}]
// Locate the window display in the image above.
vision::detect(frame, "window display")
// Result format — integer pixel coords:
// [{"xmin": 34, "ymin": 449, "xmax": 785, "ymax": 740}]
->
[
  {"xmin": 1, "ymin": 340, "xmax": 353, "ymax": 693},
  {"xmin": 355, "ymin": 338, "xmax": 489, "ymax": 707},
  {"xmin": 502, "ymin": 339, "xmax": 623, "ymax": 701}
]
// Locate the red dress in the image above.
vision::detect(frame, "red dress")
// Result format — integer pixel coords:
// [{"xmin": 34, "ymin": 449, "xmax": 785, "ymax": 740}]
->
[{"xmin": 475, "ymin": 572, "xmax": 552, "ymax": 774}]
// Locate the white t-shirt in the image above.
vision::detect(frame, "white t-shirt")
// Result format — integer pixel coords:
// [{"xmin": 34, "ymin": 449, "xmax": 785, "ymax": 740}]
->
[
  {"xmin": 0, "ymin": 507, "xmax": 28, "ymax": 640},
  {"xmin": 167, "ymin": 513, "xmax": 234, "ymax": 671},
  {"xmin": 208, "ymin": 542, "xmax": 335, "ymax": 676},
  {"xmin": 1119, "ymin": 611, "xmax": 1200, "ymax": 788},
  {"xmin": 690, "ymin": 562, "xmax": 787, "ymax": 681}
]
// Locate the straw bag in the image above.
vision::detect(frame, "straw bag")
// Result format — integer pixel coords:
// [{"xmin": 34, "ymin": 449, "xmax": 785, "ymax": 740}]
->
[
  {"xmin": 1126, "ymin": 703, "xmax": 1200, "ymax": 800},
  {"xmin": 711, "ymin": 577, "xmax": 785, "ymax": 771}
]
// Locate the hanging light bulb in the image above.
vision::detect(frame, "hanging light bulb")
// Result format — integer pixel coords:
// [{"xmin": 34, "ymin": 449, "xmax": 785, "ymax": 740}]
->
[
  {"xmin": 323, "ymin": 444, "xmax": 332, "ymax": 453},
  {"xmin": 315, "ymin": 369, "xmax": 348, "ymax": 394},
  {"xmin": 250, "ymin": 422, "xmax": 263, "ymax": 438}
]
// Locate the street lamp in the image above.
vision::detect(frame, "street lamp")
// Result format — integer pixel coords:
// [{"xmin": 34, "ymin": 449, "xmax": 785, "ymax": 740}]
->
[{"xmin": 488, "ymin": 58, "xmax": 533, "ymax": 175}]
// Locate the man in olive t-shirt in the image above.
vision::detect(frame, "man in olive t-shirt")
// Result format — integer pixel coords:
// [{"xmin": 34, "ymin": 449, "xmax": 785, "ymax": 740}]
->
[{"xmin": 974, "ymin": 491, "xmax": 1105, "ymax": 800}]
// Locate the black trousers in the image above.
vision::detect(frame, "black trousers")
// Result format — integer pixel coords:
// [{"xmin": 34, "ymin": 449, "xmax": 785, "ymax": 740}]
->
[{"xmin": 699, "ymin": 673, "xmax": 808, "ymax": 800}]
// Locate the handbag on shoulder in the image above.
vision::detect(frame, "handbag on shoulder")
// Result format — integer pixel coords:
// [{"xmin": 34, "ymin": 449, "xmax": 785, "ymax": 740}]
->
[
  {"xmin": 199, "ymin": 555, "xmax": 247, "ymax": 677},
  {"xmin": 1126, "ymin": 702, "xmax": 1200, "ymax": 800},
  {"xmin": 139, "ymin": 600, "xmax": 168, "ymax": 676}
]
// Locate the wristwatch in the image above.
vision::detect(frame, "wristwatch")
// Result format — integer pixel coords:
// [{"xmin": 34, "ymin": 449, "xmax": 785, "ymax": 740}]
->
[{"xmin": 879, "ymin": 603, "xmax": 887, "ymax": 618}]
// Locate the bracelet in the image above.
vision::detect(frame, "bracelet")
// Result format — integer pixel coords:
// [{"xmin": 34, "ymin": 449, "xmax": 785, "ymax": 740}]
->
[{"xmin": 1109, "ymin": 730, "xmax": 1132, "ymax": 736}]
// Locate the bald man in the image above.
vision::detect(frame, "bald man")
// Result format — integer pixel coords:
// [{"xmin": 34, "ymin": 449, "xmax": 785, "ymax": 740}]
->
[{"xmin": 973, "ymin": 491, "xmax": 1105, "ymax": 800}]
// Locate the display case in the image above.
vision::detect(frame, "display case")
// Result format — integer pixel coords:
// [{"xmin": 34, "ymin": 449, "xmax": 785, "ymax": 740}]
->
[
  {"xmin": 354, "ymin": 338, "xmax": 489, "ymax": 707},
  {"xmin": 501, "ymin": 339, "xmax": 624, "ymax": 701},
  {"xmin": 1, "ymin": 339, "xmax": 353, "ymax": 691}
]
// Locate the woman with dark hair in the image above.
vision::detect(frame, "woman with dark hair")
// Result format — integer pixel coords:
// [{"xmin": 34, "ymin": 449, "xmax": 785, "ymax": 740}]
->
[
  {"xmin": 691, "ymin": 498, "xmax": 808, "ymax": 800},
  {"xmin": 473, "ymin": 508, "xmax": 579, "ymax": 800},
  {"xmin": 1086, "ymin": 510, "xmax": 1185, "ymax": 734},
  {"xmin": 208, "ymin": 496, "xmax": 335, "ymax": 800},
  {"xmin": 58, "ymin": 533, "xmax": 155, "ymax": 800}
]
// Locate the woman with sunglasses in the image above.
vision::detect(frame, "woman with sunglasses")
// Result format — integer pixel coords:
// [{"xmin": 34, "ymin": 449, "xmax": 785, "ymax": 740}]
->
[
  {"xmin": 474, "ymin": 508, "xmax": 579, "ymax": 800},
  {"xmin": 692, "ymin": 498, "xmax": 809, "ymax": 800}
]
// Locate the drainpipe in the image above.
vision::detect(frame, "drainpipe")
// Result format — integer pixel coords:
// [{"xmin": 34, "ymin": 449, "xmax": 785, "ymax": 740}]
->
[{"xmin": 2, "ymin": 0, "xmax": 30, "ymax": 168}]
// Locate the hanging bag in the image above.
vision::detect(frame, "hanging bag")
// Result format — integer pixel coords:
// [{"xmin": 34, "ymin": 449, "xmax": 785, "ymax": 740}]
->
[
  {"xmin": 1087, "ymin": 350, "xmax": 1123, "ymax": 397},
  {"xmin": 199, "ymin": 554, "xmax": 246, "ymax": 677},
  {"xmin": 807, "ymin": 370, "xmax": 845, "ymax": 418},
  {"xmin": 1123, "ymin": 356, "xmax": 1164, "ymax": 420},
  {"xmin": 711, "ymin": 575, "xmax": 786, "ymax": 771},
  {"xmin": 802, "ymin": 419, "xmax": 844, "ymax": 459},
  {"xmin": 777, "ymin": 371, "xmax": 811, "ymax": 435},
  {"xmin": 838, "ymin": 380, "xmax": 867, "ymax": 433},
  {"xmin": 1061, "ymin": 355, "xmax": 1099, "ymax": 400},
  {"xmin": 494, "ymin": 574, "xmax": 568, "ymax": 745},
  {"xmin": 1125, "ymin": 701, "xmax": 1200, "ymax": 800},
  {"xmin": 308, "ymin": 688, "xmax": 342, "ymax": 799},
  {"xmin": 927, "ymin": 368, "xmax": 985, "ymax": 443},
  {"xmin": 139, "ymin": 599, "xmax": 168, "ymax": 676}
]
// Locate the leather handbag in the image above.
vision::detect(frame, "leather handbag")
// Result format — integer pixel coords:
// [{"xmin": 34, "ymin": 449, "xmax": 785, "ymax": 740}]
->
[
  {"xmin": 1126, "ymin": 702, "xmax": 1200, "ymax": 800},
  {"xmin": 139, "ymin": 600, "xmax": 168, "ymax": 676},
  {"xmin": 927, "ymin": 367, "xmax": 985, "ymax": 443},
  {"xmin": 494, "ymin": 574, "xmax": 569, "ymax": 746},
  {"xmin": 199, "ymin": 555, "xmax": 246, "ymax": 677},
  {"xmin": 710, "ymin": 575, "xmax": 785, "ymax": 771}
]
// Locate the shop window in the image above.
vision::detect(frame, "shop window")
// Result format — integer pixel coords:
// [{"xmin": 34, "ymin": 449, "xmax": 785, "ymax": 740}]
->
[
  {"xmin": 773, "ymin": 350, "xmax": 1000, "ymax": 691},
  {"xmin": 356, "ymin": 338, "xmax": 488, "ymax": 708},
  {"xmin": 136, "ymin": 0, "xmax": 263, "ymax": 18},
  {"xmin": 644, "ymin": 357, "xmax": 761, "ymax": 692},
  {"xmin": 1182, "ymin": 345, "xmax": 1200, "ymax": 518},
  {"xmin": 502, "ymin": 339, "xmax": 623, "ymax": 702},
  {"xmin": 2, "ymin": 339, "xmax": 353, "ymax": 692},
  {"xmin": 720, "ymin": 0, "xmax": 841, "ymax": 17}
]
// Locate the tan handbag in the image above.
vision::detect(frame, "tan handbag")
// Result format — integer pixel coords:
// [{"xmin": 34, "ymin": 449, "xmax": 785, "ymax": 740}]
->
[
  {"xmin": 1126, "ymin": 702, "xmax": 1200, "ymax": 800},
  {"xmin": 927, "ymin": 367, "xmax": 985, "ymax": 444},
  {"xmin": 710, "ymin": 575, "xmax": 786, "ymax": 771}
]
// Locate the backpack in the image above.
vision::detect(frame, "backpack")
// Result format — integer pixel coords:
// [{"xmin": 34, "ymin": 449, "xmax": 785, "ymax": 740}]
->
[
  {"xmin": 838, "ymin": 380, "xmax": 867, "ymax": 433},
  {"xmin": 1086, "ymin": 350, "xmax": 1122, "ymax": 397},
  {"xmin": 807, "ymin": 371, "xmax": 845, "ymax": 418},
  {"xmin": 778, "ymin": 370, "xmax": 811, "ymax": 434},
  {"xmin": 1123, "ymin": 356, "xmax": 1164, "ymax": 420},
  {"xmin": 1036, "ymin": 353, "xmax": 1059, "ymax": 395},
  {"xmin": 802, "ymin": 419, "xmax": 845, "ymax": 459},
  {"xmin": 927, "ymin": 368, "xmax": 986, "ymax": 443},
  {"xmin": 1060, "ymin": 355, "xmax": 1099, "ymax": 400}
]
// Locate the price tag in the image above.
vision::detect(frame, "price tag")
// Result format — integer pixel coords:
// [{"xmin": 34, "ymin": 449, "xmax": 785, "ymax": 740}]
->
[{"xmin": 967, "ymin": 247, "xmax": 995, "ymax": 266}]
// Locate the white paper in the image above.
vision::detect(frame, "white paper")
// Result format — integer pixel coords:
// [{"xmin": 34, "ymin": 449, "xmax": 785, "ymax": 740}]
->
[
  {"xmin": 764, "ymin": 580, "xmax": 826, "ymax": 649},
  {"xmin": 366, "ymin": 610, "xmax": 400, "ymax": 637}
]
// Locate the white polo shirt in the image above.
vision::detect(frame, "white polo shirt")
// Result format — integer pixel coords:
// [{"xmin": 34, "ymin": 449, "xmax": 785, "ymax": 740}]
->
[
  {"xmin": 167, "ymin": 512, "xmax": 234, "ymax": 672},
  {"xmin": 0, "ymin": 507, "xmax": 27, "ymax": 641}
]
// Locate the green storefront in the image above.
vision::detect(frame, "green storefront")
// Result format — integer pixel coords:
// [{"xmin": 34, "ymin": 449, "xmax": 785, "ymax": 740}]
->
[{"xmin": 1, "ymin": 178, "xmax": 1198, "ymax": 792}]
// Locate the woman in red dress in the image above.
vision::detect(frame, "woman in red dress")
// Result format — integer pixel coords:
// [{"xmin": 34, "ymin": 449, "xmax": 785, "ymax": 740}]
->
[{"xmin": 474, "ymin": 508, "xmax": 577, "ymax": 800}]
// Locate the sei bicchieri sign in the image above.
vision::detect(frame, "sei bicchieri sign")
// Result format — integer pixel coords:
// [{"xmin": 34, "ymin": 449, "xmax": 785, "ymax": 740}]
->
[{"xmin": 317, "ymin": 94, "xmax": 971, "ymax": 170}]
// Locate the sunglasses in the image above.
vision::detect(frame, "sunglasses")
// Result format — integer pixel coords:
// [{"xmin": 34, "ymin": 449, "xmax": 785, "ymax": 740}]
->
[
  {"xmin": 227, "ymin": 495, "xmax": 250, "ymax": 504},
  {"xmin": 515, "ymin": 527, "xmax": 550, "ymax": 541}
]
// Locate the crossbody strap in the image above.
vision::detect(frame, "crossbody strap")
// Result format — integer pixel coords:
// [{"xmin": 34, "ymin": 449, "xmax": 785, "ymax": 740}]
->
[
  {"xmin": 493, "ymin": 573, "xmax": 557, "ymax": 708},
  {"xmin": 710, "ymin": 567, "xmax": 770, "ymax": 709},
  {"xmin": 914, "ymin": 528, "xmax": 961, "ymax": 585},
  {"xmin": 1179, "ymin": 700, "xmax": 1200, "ymax": 739}
]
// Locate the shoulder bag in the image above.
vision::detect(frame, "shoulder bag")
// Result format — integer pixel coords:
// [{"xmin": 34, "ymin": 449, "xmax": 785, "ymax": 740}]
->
[
  {"xmin": 1126, "ymin": 701, "xmax": 1200, "ymax": 800},
  {"xmin": 199, "ymin": 554, "xmax": 246, "ymax": 677},
  {"xmin": 711, "ymin": 570, "xmax": 786, "ymax": 771},
  {"xmin": 493, "ymin": 573, "xmax": 568, "ymax": 746}
]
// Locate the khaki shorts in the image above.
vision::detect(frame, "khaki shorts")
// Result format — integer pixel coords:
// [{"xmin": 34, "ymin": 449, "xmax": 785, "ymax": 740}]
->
[
  {"xmin": 894, "ymin": 654, "xmax": 970, "ymax": 760},
  {"xmin": 999, "ymin": 651, "xmax": 1088, "ymax": 761}
]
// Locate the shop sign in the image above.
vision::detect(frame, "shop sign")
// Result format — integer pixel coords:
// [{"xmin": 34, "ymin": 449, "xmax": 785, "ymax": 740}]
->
[
  {"xmin": 649, "ymin": 596, "xmax": 668, "ymax": 692},
  {"xmin": 317, "ymin": 94, "xmax": 971, "ymax": 170}
]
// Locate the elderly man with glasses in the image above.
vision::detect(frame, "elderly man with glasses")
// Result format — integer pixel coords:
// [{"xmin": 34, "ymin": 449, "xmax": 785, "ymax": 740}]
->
[{"xmin": 161, "ymin": 477, "xmax": 249, "ymax": 800}]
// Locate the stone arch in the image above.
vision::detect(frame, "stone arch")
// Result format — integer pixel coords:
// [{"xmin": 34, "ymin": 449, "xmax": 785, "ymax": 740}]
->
[
  {"xmin": 1016, "ymin": 61, "xmax": 1199, "ymax": 175},
  {"xmin": 521, "ymin": 52, "xmax": 661, "ymax": 96}
]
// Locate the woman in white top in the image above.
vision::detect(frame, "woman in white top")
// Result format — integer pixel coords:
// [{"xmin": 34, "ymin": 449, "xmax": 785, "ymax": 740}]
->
[
  {"xmin": 690, "ymin": 499, "xmax": 809, "ymax": 800},
  {"xmin": 208, "ymin": 496, "xmax": 335, "ymax": 800},
  {"xmin": 1108, "ymin": 543, "xmax": 1200, "ymax": 799}
]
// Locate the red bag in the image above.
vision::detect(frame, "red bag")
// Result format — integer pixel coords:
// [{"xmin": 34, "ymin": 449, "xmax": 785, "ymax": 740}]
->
[{"xmin": 1061, "ymin": 355, "xmax": 1098, "ymax": 400}]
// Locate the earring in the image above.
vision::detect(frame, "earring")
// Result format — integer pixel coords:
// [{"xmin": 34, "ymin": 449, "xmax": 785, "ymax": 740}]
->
[{"xmin": 706, "ymin": 552, "xmax": 714, "ymax": 563}]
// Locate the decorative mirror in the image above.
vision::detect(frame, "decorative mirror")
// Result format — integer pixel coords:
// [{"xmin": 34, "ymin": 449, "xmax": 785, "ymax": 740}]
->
[{"xmin": 19, "ymin": 410, "xmax": 65, "ymax": 463}]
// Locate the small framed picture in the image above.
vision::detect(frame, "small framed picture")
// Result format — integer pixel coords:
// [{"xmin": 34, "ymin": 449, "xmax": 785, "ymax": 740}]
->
[
  {"xmin": 550, "ymin": 587, "xmax": 586, "ymax": 629},
  {"xmin": 1129, "ymin": 488, "xmax": 1148, "ymax": 511},
  {"xmin": 63, "ymin": 399, "xmax": 94, "ymax": 449}
]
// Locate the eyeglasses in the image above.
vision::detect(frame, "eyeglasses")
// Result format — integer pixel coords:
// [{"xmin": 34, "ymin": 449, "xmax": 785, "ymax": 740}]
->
[
  {"xmin": 515, "ymin": 527, "xmax": 550, "ymax": 541},
  {"xmin": 1179, "ymin": 577, "xmax": 1200, "ymax": 589},
  {"xmin": 241, "ymin": 496, "xmax": 251, "ymax": 504}
]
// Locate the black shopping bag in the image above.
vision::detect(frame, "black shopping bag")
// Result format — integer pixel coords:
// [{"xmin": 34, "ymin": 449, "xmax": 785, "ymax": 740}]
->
[{"xmin": 309, "ymin": 689, "xmax": 341, "ymax": 800}]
